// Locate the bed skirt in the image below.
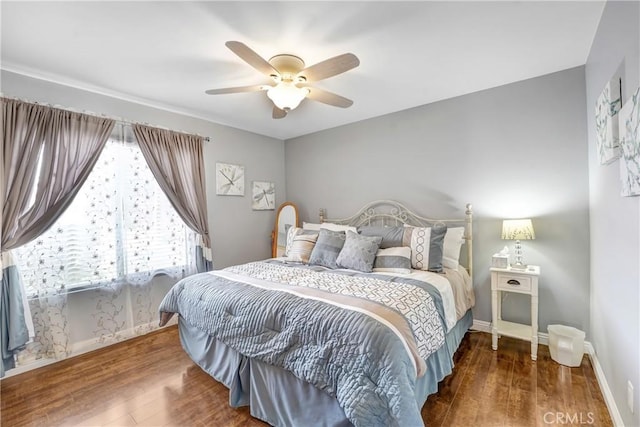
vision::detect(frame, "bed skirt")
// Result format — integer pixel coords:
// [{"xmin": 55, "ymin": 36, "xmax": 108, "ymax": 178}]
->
[{"xmin": 178, "ymin": 309, "xmax": 473, "ymax": 427}]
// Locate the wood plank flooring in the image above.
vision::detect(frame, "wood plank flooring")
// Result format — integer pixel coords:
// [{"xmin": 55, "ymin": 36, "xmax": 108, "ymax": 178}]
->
[{"xmin": 0, "ymin": 326, "xmax": 613, "ymax": 426}]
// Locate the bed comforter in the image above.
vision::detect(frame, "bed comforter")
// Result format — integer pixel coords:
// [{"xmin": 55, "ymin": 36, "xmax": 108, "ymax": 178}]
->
[{"xmin": 159, "ymin": 260, "xmax": 450, "ymax": 427}]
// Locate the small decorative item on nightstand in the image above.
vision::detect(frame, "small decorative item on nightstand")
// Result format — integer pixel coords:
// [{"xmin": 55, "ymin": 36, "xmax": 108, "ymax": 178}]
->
[
  {"xmin": 491, "ymin": 265, "xmax": 540, "ymax": 360},
  {"xmin": 491, "ymin": 246, "xmax": 509, "ymax": 268}
]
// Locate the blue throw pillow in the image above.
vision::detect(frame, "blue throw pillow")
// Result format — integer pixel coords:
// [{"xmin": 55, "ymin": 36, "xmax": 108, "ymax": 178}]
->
[
  {"xmin": 357, "ymin": 226, "xmax": 404, "ymax": 249},
  {"xmin": 336, "ymin": 231, "xmax": 383, "ymax": 273},
  {"xmin": 309, "ymin": 229, "xmax": 347, "ymax": 269}
]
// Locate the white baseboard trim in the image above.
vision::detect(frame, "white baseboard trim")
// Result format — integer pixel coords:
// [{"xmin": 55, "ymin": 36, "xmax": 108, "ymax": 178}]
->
[
  {"xmin": 471, "ymin": 319, "xmax": 492, "ymax": 332},
  {"xmin": 473, "ymin": 319, "xmax": 622, "ymax": 426},
  {"xmin": 586, "ymin": 344, "xmax": 624, "ymax": 427}
]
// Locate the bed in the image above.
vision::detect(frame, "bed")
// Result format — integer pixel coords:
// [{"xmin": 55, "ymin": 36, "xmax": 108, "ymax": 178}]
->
[{"xmin": 159, "ymin": 200, "xmax": 475, "ymax": 427}]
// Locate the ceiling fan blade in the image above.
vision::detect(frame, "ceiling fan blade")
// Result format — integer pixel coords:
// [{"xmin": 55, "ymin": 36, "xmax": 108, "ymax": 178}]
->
[
  {"xmin": 226, "ymin": 41, "xmax": 279, "ymax": 77},
  {"xmin": 306, "ymin": 87, "xmax": 353, "ymax": 108},
  {"xmin": 272, "ymin": 106, "xmax": 287, "ymax": 119},
  {"xmin": 205, "ymin": 85, "xmax": 267, "ymax": 95},
  {"xmin": 299, "ymin": 53, "xmax": 359, "ymax": 82}
]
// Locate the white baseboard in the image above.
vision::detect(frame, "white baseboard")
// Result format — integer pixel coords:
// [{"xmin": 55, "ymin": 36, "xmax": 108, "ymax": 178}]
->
[
  {"xmin": 471, "ymin": 319, "xmax": 492, "ymax": 333},
  {"xmin": 473, "ymin": 319, "xmax": 622, "ymax": 426},
  {"xmin": 586, "ymin": 344, "xmax": 624, "ymax": 426}
]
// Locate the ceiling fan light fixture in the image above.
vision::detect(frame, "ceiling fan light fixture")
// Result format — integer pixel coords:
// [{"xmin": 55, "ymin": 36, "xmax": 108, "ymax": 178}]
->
[
  {"xmin": 206, "ymin": 42, "xmax": 359, "ymax": 118},
  {"xmin": 267, "ymin": 81, "xmax": 309, "ymax": 111}
]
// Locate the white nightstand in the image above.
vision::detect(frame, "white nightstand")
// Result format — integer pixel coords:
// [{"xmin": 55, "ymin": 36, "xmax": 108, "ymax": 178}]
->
[{"xmin": 490, "ymin": 265, "xmax": 540, "ymax": 360}]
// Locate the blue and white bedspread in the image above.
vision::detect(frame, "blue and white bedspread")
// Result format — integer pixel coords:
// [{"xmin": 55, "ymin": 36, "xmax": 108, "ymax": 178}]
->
[{"xmin": 159, "ymin": 260, "xmax": 447, "ymax": 427}]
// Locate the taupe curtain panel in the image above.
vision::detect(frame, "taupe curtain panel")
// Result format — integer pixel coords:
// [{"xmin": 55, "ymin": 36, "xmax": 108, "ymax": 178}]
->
[
  {"xmin": 1, "ymin": 97, "xmax": 114, "ymax": 376},
  {"xmin": 132, "ymin": 124, "xmax": 212, "ymax": 268},
  {"xmin": 2, "ymin": 98, "xmax": 115, "ymax": 250}
]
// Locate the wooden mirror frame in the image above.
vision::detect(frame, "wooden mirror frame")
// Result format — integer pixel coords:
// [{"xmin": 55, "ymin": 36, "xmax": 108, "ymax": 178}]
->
[{"xmin": 271, "ymin": 202, "xmax": 299, "ymax": 258}]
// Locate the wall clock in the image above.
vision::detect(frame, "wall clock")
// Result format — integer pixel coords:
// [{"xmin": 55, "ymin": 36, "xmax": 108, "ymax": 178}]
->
[
  {"xmin": 216, "ymin": 162, "xmax": 245, "ymax": 196},
  {"xmin": 252, "ymin": 181, "xmax": 275, "ymax": 210}
]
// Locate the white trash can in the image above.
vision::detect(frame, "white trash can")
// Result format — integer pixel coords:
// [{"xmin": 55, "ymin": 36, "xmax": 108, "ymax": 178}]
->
[{"xmin": 548, "ymin": 324, "xmax": 585, "ymax": 367}]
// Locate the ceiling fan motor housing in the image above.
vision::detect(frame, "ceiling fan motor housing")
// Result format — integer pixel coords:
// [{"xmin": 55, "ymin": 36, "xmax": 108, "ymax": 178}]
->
[{"xmin": 269, "ymin": 54, "xmax": 305, "ymax": 82}]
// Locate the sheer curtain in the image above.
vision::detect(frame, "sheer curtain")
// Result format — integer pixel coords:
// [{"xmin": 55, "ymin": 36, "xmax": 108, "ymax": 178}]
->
[
  {"xmin": 132, "ymin": 124, "xmax": 212, "ymax": 272},
  {"xmin": 1, "ymin": 98, "xmax": 114, "ymax": 376},
  {"xmin": 13, "ymin": 124, "xmax": 197, "ymax": 367}
]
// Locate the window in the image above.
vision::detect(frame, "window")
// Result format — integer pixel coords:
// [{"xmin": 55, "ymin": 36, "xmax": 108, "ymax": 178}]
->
[{"xmin": 15, "ymin": 125, "xmax": 195, "ymax": 295}]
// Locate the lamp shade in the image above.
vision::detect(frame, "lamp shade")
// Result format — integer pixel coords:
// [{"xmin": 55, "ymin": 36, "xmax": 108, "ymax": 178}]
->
[
  {"xmin": 501, "ymin": 219, "xmax": 535, "ymax": 240},
  {"xmin": 267, "ymin": 82, "xmax": 309, "ymax": 111}
]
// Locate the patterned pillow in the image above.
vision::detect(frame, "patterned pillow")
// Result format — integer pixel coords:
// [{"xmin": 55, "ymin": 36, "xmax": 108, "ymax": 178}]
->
[
  {"xmin": 373, "ymin": 247, "xmax": 412, "ymax": 274},
  {"xmin": 406, "ymin": 224, "xmax": 448, "ymax": 273},
  {"xmin": 309, "ymin": 229, "xmax": 347, "ymax": 269},
  {"xmin": 336, "ymin": 231, "xmax": 383, "ymax": 272},
  {"xmin": 285, "ymin": 233, "xmax": 318, "ymax": 263},
  {"xmin": 285, "ymin": 227, "xmax": 317, "ymax": 256},
  {"xmin": 357, "ymin": 226, "xmax": 404, "ymax": 249}
]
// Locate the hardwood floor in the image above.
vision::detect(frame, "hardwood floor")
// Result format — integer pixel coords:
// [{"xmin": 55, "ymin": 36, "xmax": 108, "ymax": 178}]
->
[{"xmin": 0, "ymin": 327, "xmax": 613, "ymax": 427}]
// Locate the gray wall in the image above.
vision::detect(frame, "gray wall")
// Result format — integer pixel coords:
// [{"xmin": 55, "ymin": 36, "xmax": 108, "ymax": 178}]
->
[
  {"xmin": 1, "ymin": 70, "xmax": 285, "ymax": 268},
  {"xmin": 585, "ymin": 1, "xmax": 640, "ymax": 425},
  {"xmin": 286, "ymin": 67, "xmax": 590, "ymax": 334}
]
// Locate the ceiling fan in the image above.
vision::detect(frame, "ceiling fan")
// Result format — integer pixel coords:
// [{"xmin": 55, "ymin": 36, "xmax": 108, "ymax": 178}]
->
[{"xmin": 205, "ymin": 41, "xmax": 360, "ymax": 119}]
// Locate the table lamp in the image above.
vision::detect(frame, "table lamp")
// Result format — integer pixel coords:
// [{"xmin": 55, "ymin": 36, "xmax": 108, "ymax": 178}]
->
[{"xmin": 501, "ymin": 219, "xmax": 535, "ymax": 269}]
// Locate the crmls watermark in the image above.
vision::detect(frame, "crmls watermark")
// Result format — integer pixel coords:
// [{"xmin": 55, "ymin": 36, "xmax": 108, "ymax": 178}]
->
[{"xmin": 543, "ymin": 412, "xmax": 595, "ymax": 424}]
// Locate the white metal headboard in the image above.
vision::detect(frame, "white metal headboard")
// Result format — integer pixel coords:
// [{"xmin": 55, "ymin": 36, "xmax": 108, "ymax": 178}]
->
[{"xmin": 319, "ymin": 200, "xmax": 473, "ymax": 278}]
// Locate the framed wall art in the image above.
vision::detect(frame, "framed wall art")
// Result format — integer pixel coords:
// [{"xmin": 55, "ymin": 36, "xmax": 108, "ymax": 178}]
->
[
  {"xmin": 252, "ymin": 181, "xmax": 275, "ymax": 210},
  {"xmin": 216, "ymin": 162, "xmax": 245, "ymax": 196},
  {"xmin": 595, "ymin": 75, "xmax": 623, "ymax": 164},
  {"xmin": 619, "ymin": 87, "xmax": 640, "ymax": 197}
]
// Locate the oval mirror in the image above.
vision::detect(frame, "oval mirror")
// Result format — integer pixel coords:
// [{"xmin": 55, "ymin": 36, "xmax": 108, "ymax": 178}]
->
[{"xmin": 272, "ymin": 202, "xmax": 299, "ymax": 258}]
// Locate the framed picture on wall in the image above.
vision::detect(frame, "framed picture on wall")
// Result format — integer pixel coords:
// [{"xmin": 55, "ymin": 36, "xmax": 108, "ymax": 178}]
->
[
  {"xmin": 619, "ymin": 87, "xmax": 640, "ymax": 197},
  {"xmin": 595, "ymin": 75, "xmax": 623, "ymax": 164},
  {"xmin": 216, "ymin": 162, "xmax": 245, "ymax": 196},
  {"xmin": 252, "ymin": 181, "xmax": 275, "ymax": 210}
]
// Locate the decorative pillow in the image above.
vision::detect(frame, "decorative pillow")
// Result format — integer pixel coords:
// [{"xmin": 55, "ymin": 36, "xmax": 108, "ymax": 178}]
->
[
  {"xmin": 409, "ymin": 227, "xmax": 432, "ymax": 271},
  {"xmin": 442, "ymin": 227, "xmax": 466, "ymax": 269},
  {"xmin": 286, "ymin": 233, "xmax": 318, "ymax": 263},
  {"xmin": 404, "ymin": 224, "xmax": 448, "ymax": 272},
  {"xmin": 309, "ymin": 229, "xmax": 347, "ymax": 269},
  {"xmin": 285, "ymin": 227, "xmax": 317, "ymax": 256},
  {"xmin": 428, "ymin": 223, "xmax": 447, "ymax": 273},
  {"xmin": 402, "ymin": 226, "xmax": 413, "ymax": 247},
  {"xmin": 285, "ymin": 226, "xmax": 299, "ymax": 256},
  {"xmin": 373, "ymin": 247, "xmax": 412, "ymax": 274},
  {"xmin": 335, "ymin": 231, "xmax": 382, "ymax": 273},
  {"xmin": 357, "ymin": 226, "xmax": 404, "ymax": 249}
]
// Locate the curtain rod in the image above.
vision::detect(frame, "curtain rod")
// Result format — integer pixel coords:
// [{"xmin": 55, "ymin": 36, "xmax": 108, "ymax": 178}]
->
[{"xmin": 1, "ymin": 94, "xmax": 211, "ymax": 142}]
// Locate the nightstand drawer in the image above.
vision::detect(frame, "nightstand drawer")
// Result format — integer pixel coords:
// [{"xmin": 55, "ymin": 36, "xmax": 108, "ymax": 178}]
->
[{"xmin": 496, "ymin": 273, "xmax": 532, "ymax": 292}]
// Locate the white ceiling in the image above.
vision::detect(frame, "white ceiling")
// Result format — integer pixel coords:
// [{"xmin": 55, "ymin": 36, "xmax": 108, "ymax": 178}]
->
[{"xmin": 1, "ymin": 1, "xmax": 605, "ymax": 140}]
